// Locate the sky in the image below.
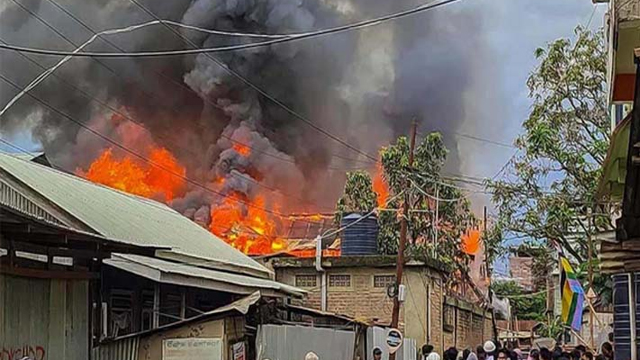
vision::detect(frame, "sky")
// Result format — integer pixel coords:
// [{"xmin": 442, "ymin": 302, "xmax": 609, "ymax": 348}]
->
[{"xmin": 0, "ymin": 0, "xmax": 608, "ymax": 274}]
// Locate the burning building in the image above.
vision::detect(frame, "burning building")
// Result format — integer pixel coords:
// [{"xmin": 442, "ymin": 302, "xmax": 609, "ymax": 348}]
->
[{"xmin": 0, "ymin": 0, "xmax": 494, "ymax": 255}]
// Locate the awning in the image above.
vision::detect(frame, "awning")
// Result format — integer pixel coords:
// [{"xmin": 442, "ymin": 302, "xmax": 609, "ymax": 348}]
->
[
  {"xmin": 597, "ymin": 114, "xmax": 631, "ymax": 201},
  {"xmin": 105, "ymin": 254, "xmax": 305, "ymax": 298}
]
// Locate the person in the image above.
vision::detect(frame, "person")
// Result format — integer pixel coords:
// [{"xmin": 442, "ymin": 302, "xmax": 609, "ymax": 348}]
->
[
  {"xmin": 462, "ymin": 349, "xmax": 471, "ymax": 360},
  {"xmin": 594, "ymin": 356, "xmax": 604, "ymax": 360},
  {"xmin": 483, "ymin": 341, "xmax": 497, "ymax": 360},
  {"xmin": 574, "ymin": 346, "xmax": 586, "ymax": 356},
  {"xmin": 373, "ymin": 348, "xmax": 382, "ymax": 360},
  {"xmin": 600, "ymin": 342, "xmax": 613, "ymax": 360},
  {"xmin": 423, "ymin": 345, "xmax": 435, "ymax": 360},
  {"xmin": 539, "ymin": 347, "xmax": 552, "ymax": 360},
  {"xmin": 428, "ymin": 353, "xmax": 442, "ymax": 360},
  {"xmin": 468, "ymin": 352, "xmax": 478, "ymax": 360},
  {"xmin": 581, "ymin": 352, "xmax": 593, "ymax": 360},
  {"xmin": 477, "ymin": 345, "xmax": 486, "ymax": 360},
  {"xmin": 528, "ymin": 349, "xmax": 540, "ymax": 360},
  {"xmin": 496, "ymin": 349, "xmax": 509, "ymax": 360},
  {"xmin": 570, "ymin": 350, "xmax": 581, "ymax": 360},
  {"xmin": 305, "ymin": 352, "xmax": 319, "ymax": 360},
  {"xmin": 444, "ymin": 347, "xmax": 459, "ymax": 360}
]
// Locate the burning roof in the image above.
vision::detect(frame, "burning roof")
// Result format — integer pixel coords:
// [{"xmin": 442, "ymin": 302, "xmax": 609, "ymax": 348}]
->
[{"xmin": 0, "ymin": 152, "xmax": 271, "ymax": 278}]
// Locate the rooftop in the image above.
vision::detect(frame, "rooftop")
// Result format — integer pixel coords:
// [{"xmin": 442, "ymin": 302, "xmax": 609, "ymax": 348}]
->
[
  {"xmin": 0, "ymin": 152, "xmax": 270, "ymax": 278},
  {"xmin": 269, "ymin": 254, "xmax": 449, "ymax": 272}
]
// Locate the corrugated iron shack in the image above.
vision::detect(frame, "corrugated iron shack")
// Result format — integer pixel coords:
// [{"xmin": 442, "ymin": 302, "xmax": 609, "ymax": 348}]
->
[
  {"xmin": 0, "ymin": 152, "xmax": 304, "ymax": 358},
  {"xmin": 93, "ymin": 291, "xmax": 368, "ymax": 360}
]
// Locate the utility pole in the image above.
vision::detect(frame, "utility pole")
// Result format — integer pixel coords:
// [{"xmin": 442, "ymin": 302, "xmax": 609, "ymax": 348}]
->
[
  {"xmin": 587, "ymin": 207, "xmax": 595, "ymax": 348},
  {"xmin": 389, "ymin": 120, "xmax": 417, "ymax": 360},
  {"xmin": 484, "ymin": 206, "xmax": 498, "ymax": 342}
]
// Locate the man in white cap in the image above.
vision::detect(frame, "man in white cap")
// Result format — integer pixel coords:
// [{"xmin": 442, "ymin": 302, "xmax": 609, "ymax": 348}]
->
[
  {"xmin": 483, "ymin": 341, "xmax": 496, "ymax": 360},
  {"xmin": 305, "ymin": 352, "xmax": 319, "ymax": 360}
]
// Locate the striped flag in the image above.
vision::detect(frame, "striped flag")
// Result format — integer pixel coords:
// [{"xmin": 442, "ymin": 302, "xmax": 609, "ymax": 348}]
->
[{"xmin": 560, "ymin": 256, "xmax": 585, "ymax": 331}]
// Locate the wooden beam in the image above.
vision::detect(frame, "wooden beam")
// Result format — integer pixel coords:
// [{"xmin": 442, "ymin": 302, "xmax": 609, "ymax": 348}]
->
[
  {"xmin": 1, "ymin": 231, "xmax": 68, "ymax": 245},
  {"xmin": 0, "ymin": 264, "xmax": 98, "ymax": 280}
]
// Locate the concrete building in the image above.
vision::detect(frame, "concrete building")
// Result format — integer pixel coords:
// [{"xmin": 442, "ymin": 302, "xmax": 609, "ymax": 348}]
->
[
  {"xmin": 264, "ymin": 255, "xmax": 493, "ymax": 354},
  {"xmin": 596, "ymin": 1, "xmax": 640, "ymax": 358}
]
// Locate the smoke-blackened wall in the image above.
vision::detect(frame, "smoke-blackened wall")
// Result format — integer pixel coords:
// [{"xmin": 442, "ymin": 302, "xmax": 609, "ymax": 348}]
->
[{"xmin": 0, "ymin": 0, "xmax": 496, "ymax": 215}]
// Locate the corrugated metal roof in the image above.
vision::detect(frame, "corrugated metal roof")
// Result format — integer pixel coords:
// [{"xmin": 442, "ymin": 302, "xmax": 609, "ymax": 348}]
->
[
  {"xmin": 106, "ymin": 254, "xmax": 304, "ymax": 297},
  {"xmin": 0, "ymin": 152, "xmax": 270, "ymax": 278}
]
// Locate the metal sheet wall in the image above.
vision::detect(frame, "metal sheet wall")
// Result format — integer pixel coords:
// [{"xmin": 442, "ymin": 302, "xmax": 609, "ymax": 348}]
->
[
  {"xmin": 0, "ymin": 274, "xmax": 89, "ymax": 360},
  {"xmin": 256, "ymin": 324, "xmax": 356, "ymax": 360},
  {"xmin": 92, "ymin": 337, "xmax": 139, "ymax": 360}
]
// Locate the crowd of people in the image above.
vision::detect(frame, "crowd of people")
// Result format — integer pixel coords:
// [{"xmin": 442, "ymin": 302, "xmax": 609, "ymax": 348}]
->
[{"xmin": 416, "ymin": 340, "xmax": 615, "ymax": 360}]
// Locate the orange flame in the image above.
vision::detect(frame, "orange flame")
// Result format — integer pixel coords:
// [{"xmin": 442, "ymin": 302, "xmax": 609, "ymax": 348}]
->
[
  {"xmin": 79, "ymin": 147, "xmax": 185, "ymax": 201},
  {"xmin": 461, "ymin": 228, "xmax": 481, "ymax": 255},
  {"xmin": 372, "ymin": 161, "xmax": 389, "ymax": 208},
  {"xmin": 233, "ymin": 143, "xmax": 251, "ymax": 157},
  {"xmin": 209, "ymin": 191, "xmax": 286, "ymax": 255}
]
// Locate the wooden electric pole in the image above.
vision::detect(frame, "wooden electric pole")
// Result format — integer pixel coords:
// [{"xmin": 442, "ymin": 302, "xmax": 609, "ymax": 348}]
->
[
  {"xmin": 389, "ymin": 120, "xmax": 417, "ymax": 360},
  {"xmin": 484, "ymin": 206, "xmax": 499, "ymax": 342}
]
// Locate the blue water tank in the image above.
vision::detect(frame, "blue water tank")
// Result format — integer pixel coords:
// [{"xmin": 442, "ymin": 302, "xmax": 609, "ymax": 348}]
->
[{"xmin": 341, "ymin": 212, "xmax": 379, "ymax": 255}]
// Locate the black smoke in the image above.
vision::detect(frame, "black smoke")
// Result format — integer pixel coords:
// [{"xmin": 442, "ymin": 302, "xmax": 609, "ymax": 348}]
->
[{"xmin": 0, "ymin": 0, "xmax": 496, "ymax": 215}]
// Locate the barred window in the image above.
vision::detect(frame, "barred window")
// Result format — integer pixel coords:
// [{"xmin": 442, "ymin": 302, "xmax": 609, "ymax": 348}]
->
[
  {"xmin": 443, "ymin": 304, "xmax": 455, "ymax": 332},
  {"xmin": 373, "ymin": 275, "xmax": 396, "ymax": 288},
  {"xmin": 295, "ymin": 275, "xmax": 317, "ymax": 288},
  {"xmin": 329, "ymin": 274, "xmax": 351, "ymax": 287}
]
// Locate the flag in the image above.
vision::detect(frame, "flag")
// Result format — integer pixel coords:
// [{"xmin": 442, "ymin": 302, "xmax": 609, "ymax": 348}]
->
[{"xmin": 560, "ymin": 256, "xmax": 585, "ymax": 331}]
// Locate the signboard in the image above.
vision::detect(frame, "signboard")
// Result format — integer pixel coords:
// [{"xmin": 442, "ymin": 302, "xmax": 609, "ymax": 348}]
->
[
  {"xmin": 386, "ymin": 328, "xmax": 403, "ymax": 354},
  {"xmin": 162, "ymin": 338, "xmax": 222, "ymax": 360},
  {"xmin": 232, "ymin": 342, "xmax": 246, "ymax": 360}
]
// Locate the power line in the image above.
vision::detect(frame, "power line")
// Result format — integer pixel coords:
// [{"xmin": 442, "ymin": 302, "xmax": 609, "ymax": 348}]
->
[
  {"xmin": 0, "ymin": 73, "xmax": 331, "ymax": 220},
  {"xmin": 0, "ymin": 0, "xmax": 462, "ymax": 58},
  {"xmin": 1, "ymin": 2, "xmax": 370, "ymax": 172},
  {"xmin": 4, "ymin": 0, "xmax": 379, "ymax": 164},
  {"xmin": 126, "ymin": 0, "xmax": 379, "ymax": 163}
]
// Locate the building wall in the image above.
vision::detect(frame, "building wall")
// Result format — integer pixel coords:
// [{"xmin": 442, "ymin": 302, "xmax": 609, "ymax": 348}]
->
[
  {"xmin": 442, "ymin": 298, "xmax": 493, "ymax": 352},
  {"xmin": 276, "ymin": 265, "xmax": 483, "ymax": 354},
  {"xmin": 137, "ymin": 317, "xmax": 230, "ymax": 360},
  {"xmin": 0, "ymin": 274, "xmax": 89, "ymax": 360},
  {"xmin": 509, "ymin": 256, "xmax": 534, "ymax": 291}
]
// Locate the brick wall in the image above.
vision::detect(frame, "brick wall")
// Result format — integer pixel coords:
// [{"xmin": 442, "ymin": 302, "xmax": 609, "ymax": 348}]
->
[
  {"xmin": 442, "ymin": 297, "xmax": 494, "ymax": 352},
  {"xmin": 274, "ymin": 263, "xmax": 493, "ymax": 354},
  {"xmin": 509, "ymin": 256, "xmax": 534, "ymax": 291}
]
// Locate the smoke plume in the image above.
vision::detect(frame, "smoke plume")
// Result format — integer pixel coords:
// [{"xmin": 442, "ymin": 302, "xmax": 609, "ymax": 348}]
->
[{"xmin": 0, "ymin": 0, "xmax": 496, "ymax": 221}]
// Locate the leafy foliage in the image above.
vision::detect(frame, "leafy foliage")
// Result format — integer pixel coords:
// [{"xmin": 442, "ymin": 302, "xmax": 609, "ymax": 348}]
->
[
  {"xmin": 335, "ymin": 171, "xmax": 378, "ymax": 221},
  {"xmin": 492, "ymin": 280, "xmax": 546, "ymax": 321},
  {"xmin": 336, "ymin": 133, "xmax": 477, "ymax": 276},
  {"xmin": 486, "ymin": 27, "xmax": 611, "ymax": 303}
]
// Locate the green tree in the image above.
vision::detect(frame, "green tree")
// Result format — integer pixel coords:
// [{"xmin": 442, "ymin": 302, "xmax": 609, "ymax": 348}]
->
[
  {"xmin": 336, "ymin": 133, "xmax": 476, "ymax": 270},
  {"xmin": 492, "ymin": 280, "xmax": 546, "ymax": 321},
  {"xmin": 335, "ymin": 171, "xmax": 378, "ymax": 221},
  {"xmin": 486, "ymin": 27, "xmax": 611, "ymax": 302}
]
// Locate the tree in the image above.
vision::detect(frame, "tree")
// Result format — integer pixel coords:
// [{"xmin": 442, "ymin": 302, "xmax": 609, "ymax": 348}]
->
[
  {"xmin": 486, "ymin": 27, "xmax": 611, "ymax": 301},
  {"xmin": 335, "ymin": 171, "xmax": 378, "ymax": 220},
  {"xmin": 336, "ymin": 132, "xmax": 476, "ymax": 270},
  {"xmin": 492, "ymin": 280, "xmax": 546, "ymax": 321}
]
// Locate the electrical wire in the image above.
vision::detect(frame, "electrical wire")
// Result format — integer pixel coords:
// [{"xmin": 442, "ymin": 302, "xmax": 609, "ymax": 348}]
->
[
  {"xmin": 0, "ymin": 73, "xmax": 331, "ymax": 220},
  {"xmin": 127, "ymin": 0, "xmax": 379, "ymax": 163},
  {"xmin": 0, "ymin": 38, "xmax": 347, "ymax": 210},
  {"xmin": 0, "ymin": 0, "xmax": 462, "ymax": 58}
]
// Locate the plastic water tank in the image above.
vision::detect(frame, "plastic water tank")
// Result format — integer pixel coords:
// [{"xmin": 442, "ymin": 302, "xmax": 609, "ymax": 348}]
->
[{"xmin": 341, "ymin": 212, "xmax": 379, "ymax": 255}]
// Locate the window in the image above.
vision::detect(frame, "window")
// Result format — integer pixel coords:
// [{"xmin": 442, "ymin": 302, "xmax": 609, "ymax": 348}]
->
[
  {"xmin": 443, "ymin": 304, "xmax": 455, "ymax": 332},
  {"xmin": 329, "ymin": 274, "xmax": 351, "ymax": 287},
  {"xmin": 295, "ymin": 275, "xmax": 317, "ymax": 288},
  {"xmin": 373, "ymin": 275, "xmax": 396, "ymax": 288}
]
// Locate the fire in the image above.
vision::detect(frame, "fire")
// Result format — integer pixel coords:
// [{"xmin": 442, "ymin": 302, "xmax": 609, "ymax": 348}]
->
[
  {"xmin": 372, "ymin": 161, "xmax": 389, "ymax": 208},
  {"xmin": 461, "ymin": 228, "xmax": 481, "ymax": 255},
  {"xmin": 233, "ymin": 143, "xmax": 251, "ymax": 157},
  {"xmin": 79, "ymin": 147, "xmax": 185, "ymax": 201},
  {"xmin": 209, "ymin": 191, "xmax": 286, "ymax": 255}
]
